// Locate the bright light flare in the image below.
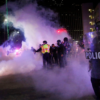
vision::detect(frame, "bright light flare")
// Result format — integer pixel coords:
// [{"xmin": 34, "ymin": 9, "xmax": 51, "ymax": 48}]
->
[
  {"xmin": 15, "ymin": 49, "xmax": 19, "ymax": 52},
  {"xmin": 4, "ymin": 19, "xmax": 7, "ymax": 22},
  {"xmin": 57, "ymin": 28, "xmax": 67, "ymax": 34},
  {"xmin": 58, "ymin": 30, "xmax": 60, "ymax": 33},
  {"xmin": 14, "ymin": 49, "xmax": 21, "ymax": 55},
  {"xmin": 17, "ymin": 31, "xmax": 19, "ymax": 33}
]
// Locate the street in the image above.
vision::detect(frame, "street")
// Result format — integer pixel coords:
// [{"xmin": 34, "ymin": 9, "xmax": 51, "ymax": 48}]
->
[{"xmin": 0, "ymin": 72, "xmax": 95, "ymax": 100}]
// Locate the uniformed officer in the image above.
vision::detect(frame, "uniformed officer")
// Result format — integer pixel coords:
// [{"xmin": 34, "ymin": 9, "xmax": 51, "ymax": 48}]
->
[
  {"xmin": 89, "ymin": 21, "xmax": 100, "ymax": 100},
  {"xmin": 35, "ymin": 40, "xmax": 51, "ymax": 68}
]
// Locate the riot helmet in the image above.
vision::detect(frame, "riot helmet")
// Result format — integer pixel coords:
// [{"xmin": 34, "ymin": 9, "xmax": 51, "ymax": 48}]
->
[
  {"xmin": 57, "ymin": 40, "xmax": 61, "ymax": 45},
  {"xmin": 52, "ymin": 44, "xmax": 55, "ymax": 47},
  {"xmin": 64, "ymin": 37, "xmax": 68, "ymax": 42},
  {"xmin": 43, "ymin": 40, "xmax": 47, "ymax": 44},
  {"xmin": 95, "ymin": 21, "xmax": 100, "ymax": 35}
]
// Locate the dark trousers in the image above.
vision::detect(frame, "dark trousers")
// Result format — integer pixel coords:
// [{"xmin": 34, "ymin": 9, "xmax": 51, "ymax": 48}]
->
[
  {"xmin": 91, "ymin": 78, "xmax": 100, "ymax": 100},
  {"xmin": 51, "ymin": 54, "xmax": 58, "ymax": 65},
  {"xmin": 63, "ymin": 54, "xmax": 67, "ymax": 66},
  {"xmin": 58, "ymin": 54, "xmax": 65, "ymax": 68},
  {"xmin": 43, "ymin": 53, "xmax": 51, "ymax": 68}
]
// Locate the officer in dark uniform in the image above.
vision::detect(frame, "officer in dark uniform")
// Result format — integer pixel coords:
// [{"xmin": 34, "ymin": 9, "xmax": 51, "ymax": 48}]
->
[
  {"xmin": 89, "ymin": 21, "xmax": 100, "ymax": 100},
  {"xmin": 63, "ymin": 37, "xmax": 71, "ymax": 66},
  {"xmin": 50, "ymin": 44, "xmax": 58, "ymax": 65},
  {"xmin": 56, "ymin": 40, "xmax": 65, "ymax": 68}
]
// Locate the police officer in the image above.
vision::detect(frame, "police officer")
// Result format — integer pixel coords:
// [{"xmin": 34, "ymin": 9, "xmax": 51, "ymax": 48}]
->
[
  {"xmin": 56, "ymin": 40, "xmax": 65, "ymax": 68},
  {"xmin": 63, "ymin": 37, "xmax": 71, "ymax": 55},
  {"xmin": 50, "ymin": 44, "xmax": 58, "ymax": 65},
  {"xmin": 35, "ymin": 40, "xmax": 51, "ymax": 68},
  {"xmin": 63, "ymin": 37, "xmax": 71, "ymax": 65},
  {"xmin": 89, "ymin": 21, "xmax": 100, "ymax": 100}
]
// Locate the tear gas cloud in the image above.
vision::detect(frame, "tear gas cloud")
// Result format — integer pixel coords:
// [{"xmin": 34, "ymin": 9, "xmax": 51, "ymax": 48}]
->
[
  {"xmin": 3, "ymin": 2, "xmax": 70, "ymax": 49},
  {"xmin": 0, "ymin": 1, "xmax": 94, "ymax": 100}
]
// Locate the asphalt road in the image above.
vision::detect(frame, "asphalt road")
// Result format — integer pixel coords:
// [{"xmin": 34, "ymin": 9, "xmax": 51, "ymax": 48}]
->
[{"xmin": 0, "ymin": 73, "xmax": 96, "ymax": 100}]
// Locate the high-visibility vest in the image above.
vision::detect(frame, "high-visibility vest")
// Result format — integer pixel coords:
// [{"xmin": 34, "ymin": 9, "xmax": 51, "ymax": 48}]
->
[{"xmin": 41, "ymin": 44, "xmax": 50, "ymax": 54}]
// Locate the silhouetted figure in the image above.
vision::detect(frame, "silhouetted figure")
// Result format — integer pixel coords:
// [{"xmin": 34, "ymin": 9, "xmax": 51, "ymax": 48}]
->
[
  {"xmin": 50, "ymin": 44, "xmax": 58, "ymax": 65},
  {"xmin": 35, "ymin": 41, "xmax": 51, "ymax": 68},
  {"xmin": 56, "ymin": 40, "xmax": 65, "ymax": 68},
  {"xmin": 89, "ymin": 21, "xmax": 100, "ymax": 100},
  {"xmin": 62, "ymin": 37, "xmax": 71, "ymax": 66}
]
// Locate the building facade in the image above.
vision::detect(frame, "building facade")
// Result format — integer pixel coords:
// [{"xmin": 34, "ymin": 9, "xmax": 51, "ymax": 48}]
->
[
  {"xmin": 81, "ymin": 3, "xmax": 94, "ymax": 35},
  {"xmin": 59, "ymin": 3, "xmax": 83, "ymax": 41},
  {"xmin": 81, "ymin": 3, "xmax": 100, "ymax": 49},
  {"xmin": 94, "ymin": 3, "xmax": 100, "ymax": 22}
]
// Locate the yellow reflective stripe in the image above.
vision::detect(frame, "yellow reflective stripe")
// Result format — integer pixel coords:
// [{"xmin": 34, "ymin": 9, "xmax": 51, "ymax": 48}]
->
[
  {"xmin": 43, "ymin": 44, "xmax": 49, "ymax": 48},
  {"xmin": 41, "ymin": 44, "xmax": 50, "ymax": 54}
]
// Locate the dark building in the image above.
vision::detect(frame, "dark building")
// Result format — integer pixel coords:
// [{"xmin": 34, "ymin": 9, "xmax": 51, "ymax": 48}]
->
[
  {"xmin": 37, "ymin": 0, "xmax": 100, "ymax": 41},
  {"xmin": 82, "ymin": 3, "xmax": 94, "ymax": 35},
  {"xmin": 37, "ymin": 0, "xmax": 83, "ymax": 41},
  {"xmin": 59, "ymin": 3, "xmax": 83, "ymax": 41},
  {"xmin": 0, "ymin": 13, "xmax": 6, "ymax": 44},
  {"xmin": 0, "ymin": 0, "xmax": 99, "ymax": 43}
]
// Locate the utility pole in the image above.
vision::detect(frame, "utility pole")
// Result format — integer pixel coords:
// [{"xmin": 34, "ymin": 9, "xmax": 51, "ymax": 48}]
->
[{"xmin": 6, "ymin": 0, "xmax": 9, "ymax": 39}]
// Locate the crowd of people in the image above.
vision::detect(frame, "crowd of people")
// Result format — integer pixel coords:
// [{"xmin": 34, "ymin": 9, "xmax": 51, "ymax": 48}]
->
[
  {"xmin": 31, "ymin": 37, "xmax": 71, "ymax": 69},
  {"xmin": 31, "ymin": 21, "xmax": 100, "ymax": 100}
]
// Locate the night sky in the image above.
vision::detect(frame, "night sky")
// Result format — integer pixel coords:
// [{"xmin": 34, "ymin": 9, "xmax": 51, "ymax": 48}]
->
[
  {"xmin": 0, "ymin": 0, "xmax": 99, "ymax": 8},
  {"xmin": 0, "ymin": 0, "xmax": 99, "ymax": 44}
]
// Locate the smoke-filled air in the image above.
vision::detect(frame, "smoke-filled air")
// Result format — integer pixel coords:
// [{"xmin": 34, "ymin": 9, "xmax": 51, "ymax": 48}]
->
[{"xmin": 0, "ymin": 1, "xmax": 94, "ymax": 100}]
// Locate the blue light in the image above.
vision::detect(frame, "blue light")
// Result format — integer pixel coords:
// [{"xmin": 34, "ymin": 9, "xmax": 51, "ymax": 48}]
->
[
  {"xmin": 89, "ymin": 33, "xmax": 91, "ymax": 36},
  {"xmin": 88, "ymin": 32, "xmax": 93, "ymax": 36}
]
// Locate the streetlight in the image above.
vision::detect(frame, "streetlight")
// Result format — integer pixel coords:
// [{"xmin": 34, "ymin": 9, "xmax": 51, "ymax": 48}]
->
[
  {"xmin": 17, "ymin": 31, "xmax": 19, "ymax": 34},
  {"xmin": 4, "ymin": 18, "xmax": 8, "ymax": 41},
  {"xmin": 4, "ymin": 18, "xmax": 7, "ymax": 22},
  {"xmin": 6, "ymin": 0, "xmax": 9, "ymax": 39}
]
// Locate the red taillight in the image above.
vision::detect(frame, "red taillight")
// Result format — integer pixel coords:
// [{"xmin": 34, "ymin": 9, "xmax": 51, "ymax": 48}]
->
[{"xmin": 57, "ymin": 28, "xmax": 67, "ymax": 34}]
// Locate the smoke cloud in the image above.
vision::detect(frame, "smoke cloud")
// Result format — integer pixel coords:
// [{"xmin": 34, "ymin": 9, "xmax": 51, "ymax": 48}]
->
[{"xmin": 0, "ymin": 1, "xmax": 94, "ymax": 100}]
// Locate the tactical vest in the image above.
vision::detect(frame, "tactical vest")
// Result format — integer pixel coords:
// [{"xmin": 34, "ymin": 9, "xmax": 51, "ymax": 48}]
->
[{"xmin": 41, "ymin": 44, "xmax": 50, "ymax": 54}]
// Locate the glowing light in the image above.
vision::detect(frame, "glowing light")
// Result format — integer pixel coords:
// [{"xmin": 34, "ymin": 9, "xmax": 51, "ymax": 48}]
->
[
  {"xmin": 4, "ymin": 19, "xmax": 7, "ymax": 22},
  {"xmin": 17, "ymin": 31, "xmax": 19, "ymax": 33},
  {"xmin": 91, "ymin": 34, "xmax": 94, "ymax": 38},
  {"xmin": 88, "ymin": 32, "xmax": 93, "ymax": 36},
  {"xmin": 89, "ymin": 15, "xmax": 92, "ymax": 19},
  {"xmin": 14, "ymin": 49, "xmax": 21, "ymax": 55},
  {"xmin": 88, "ymin": 9, "xmax": 92, "ymax": 12},
  {"xmin": 57, "ymin": 28, "xmax": 67, "ymax": 34},
  {"xmin": 58, "ymin": 30, "xmax": 60, "ymax": 33},
  {"xmin": 15, "ymin": 49, "xmax": 19, "ymax": 52}
]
